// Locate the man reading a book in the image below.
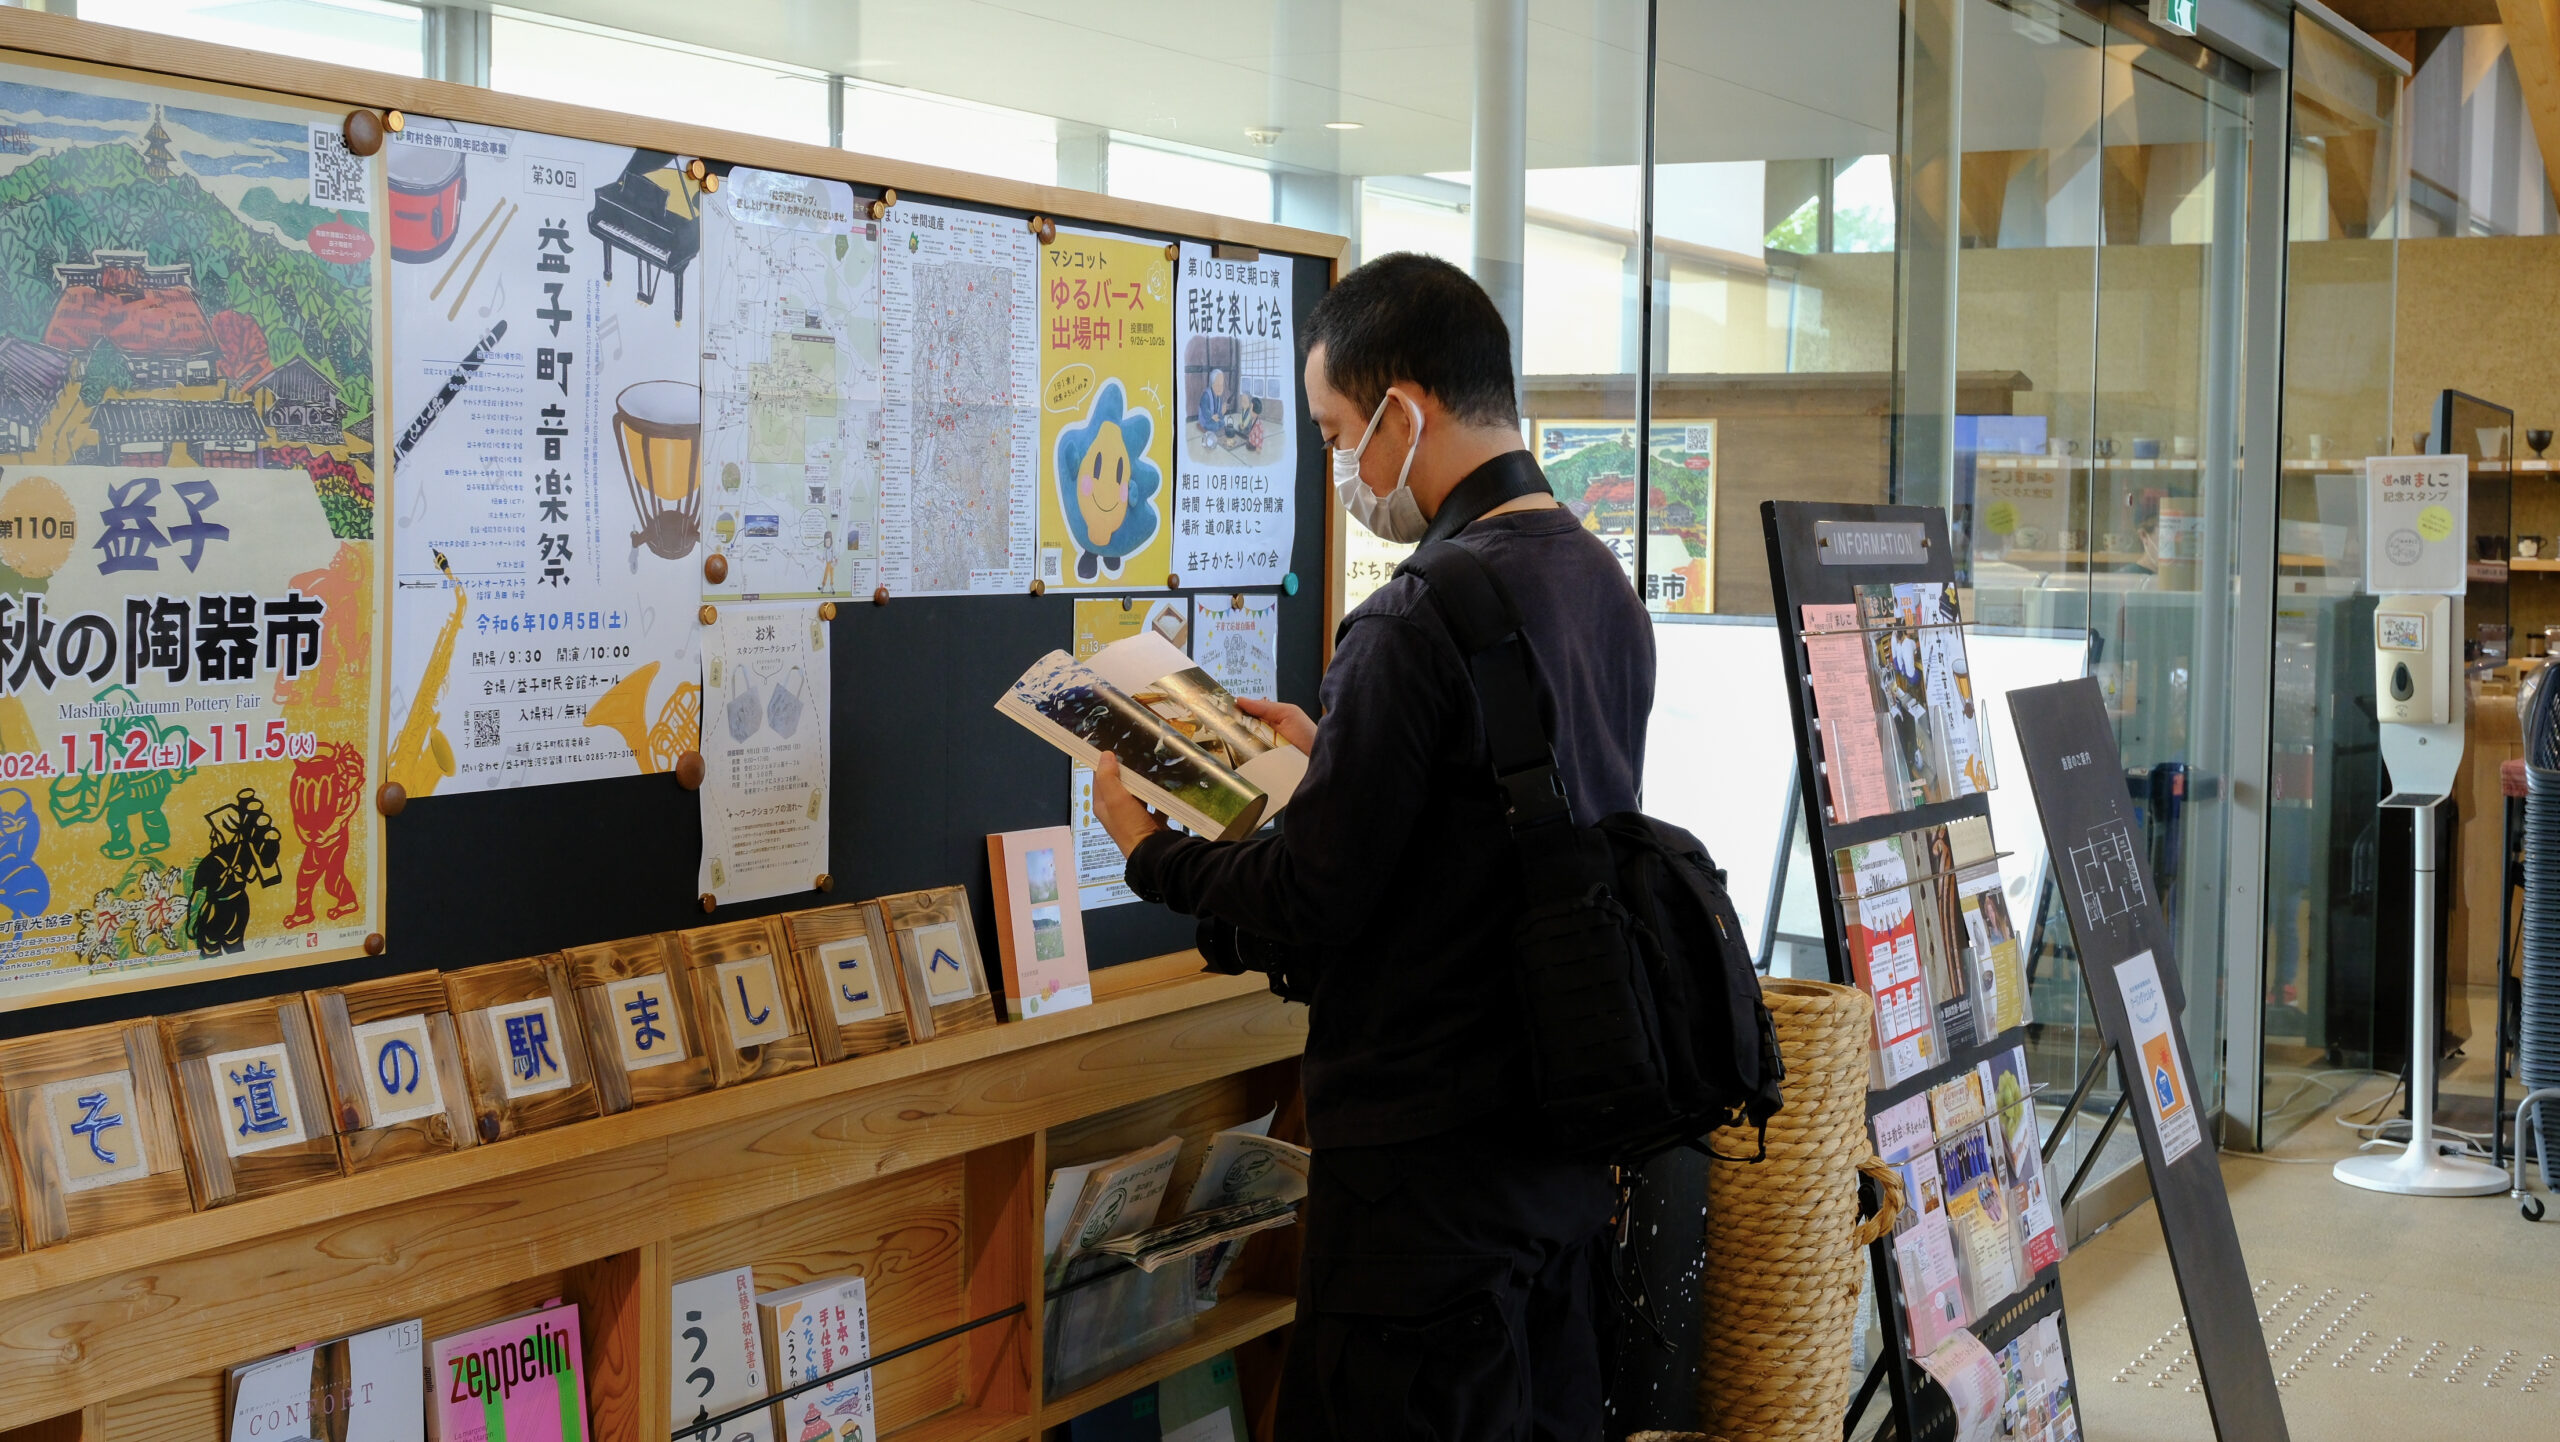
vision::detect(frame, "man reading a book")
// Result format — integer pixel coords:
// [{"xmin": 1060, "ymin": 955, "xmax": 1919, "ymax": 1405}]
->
[{"xmin": 1093, "ymin": 252, "xmax": 1654, "ymax": 1442}]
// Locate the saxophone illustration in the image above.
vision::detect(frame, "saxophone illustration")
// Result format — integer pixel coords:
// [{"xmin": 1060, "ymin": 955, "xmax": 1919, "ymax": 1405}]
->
[
  {"xmin": 388, "ymin": 550, "xmax": 465, "ymax": 797},
  {"xmin": 584, "ymin": 660, "xmax": 702, "ymax": 774}
]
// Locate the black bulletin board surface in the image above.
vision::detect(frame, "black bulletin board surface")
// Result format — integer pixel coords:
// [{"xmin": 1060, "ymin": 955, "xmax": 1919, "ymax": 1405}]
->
[
  {"xmin": 2007, "ymin": 678, "xmax": 2286, "ymax": 1442},
  {"xmin": 0, "ymin": 214, "xmax": 1334, "ymax": 1041}
]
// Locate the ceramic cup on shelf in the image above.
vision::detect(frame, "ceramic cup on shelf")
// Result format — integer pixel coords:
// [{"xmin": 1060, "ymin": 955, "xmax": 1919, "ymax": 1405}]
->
[
  {"xmin": 2172, "ymin": 435, "xmax": 2197, "ymax": 460},
  {"xmin": 2519, "ymin": 535, "xmax": 2544, "ymax": 560},
  {"xmin": 2529, "ymin": 428, "xmax": 2552, "ymax": 461}
]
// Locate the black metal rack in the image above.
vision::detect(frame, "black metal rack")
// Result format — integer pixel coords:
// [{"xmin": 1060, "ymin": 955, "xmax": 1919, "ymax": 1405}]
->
[{"xmin": 1761, "ymin": 500, "xmax": 2083, "ymax": 1442}]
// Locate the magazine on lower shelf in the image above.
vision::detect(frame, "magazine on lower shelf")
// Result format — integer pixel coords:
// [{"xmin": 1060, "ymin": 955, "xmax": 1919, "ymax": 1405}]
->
[
  {"xmin": 1875, "ymin": 1044, "xmax": 2067, "ymax": 1348},
  {"xmin": 998, "ymin": 631, "xmax": 1306, "ymax": 842}
]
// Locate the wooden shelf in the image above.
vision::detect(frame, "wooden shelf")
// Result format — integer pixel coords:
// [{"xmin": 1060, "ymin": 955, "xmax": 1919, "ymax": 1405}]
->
[
  {"xmin": 0, "ymin": 964, "xmax": 1306, "ymax": 1433},
  {"xmin": 1036, "ymin": 1290, "xmax": 1298, "ymax": 1428},
  {"xmin": 2510, "ymin": 557, "xmax": 2560, "ymax": 572}
]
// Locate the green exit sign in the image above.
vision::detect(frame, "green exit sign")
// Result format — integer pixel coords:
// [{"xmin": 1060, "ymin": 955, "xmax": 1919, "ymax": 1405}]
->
[{"xmin": 2150, "ymin": 0, "xmax": 2198, "ymax": 35}]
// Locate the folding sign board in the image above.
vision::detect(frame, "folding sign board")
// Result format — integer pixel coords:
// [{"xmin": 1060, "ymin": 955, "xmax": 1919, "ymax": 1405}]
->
[
  {"xmin": 563, "ymin": 932, "xmax": 720, "ymax": 1112},
  {"xmin": 780, "ymin": 903, "xmax": 915, "ymax": 1064},
  {"xmin": 876, "ymin": 886, "xmax": 999, "ymax": 1041},
  {"xmin": 0, "ymin": 1019, "xmax": 189, "ymax": 1248},
  {"xmin": 2007, "ymin": 678, "xmax": 2285, "ymax": 1441},
  {"xmin": 444, "ymin": 955, "xmax": 600, "ymax": 1143},
  {"xmin": 162, "ymin": 996, "xmax": 344, "ymax": 1207},
  {"xmin": 674, "ymin": 916, "xmax": 818, "ymax": 1087},
  {"xmin": 306, "ymin": 970, "xmax": 477, "ymax": 1173}
]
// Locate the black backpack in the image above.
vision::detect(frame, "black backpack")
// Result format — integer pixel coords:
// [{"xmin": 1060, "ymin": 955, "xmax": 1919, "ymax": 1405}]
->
[{"xmin": 1399, "ymin": 539, "xmax": 1785, "ymax": 1166}]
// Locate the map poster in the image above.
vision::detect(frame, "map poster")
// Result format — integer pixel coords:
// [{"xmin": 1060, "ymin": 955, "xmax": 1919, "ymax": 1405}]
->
[
  {"xmin": 0, "ymin": 55, "xmax": 388, "ymax": 1001},
  {"xmin": 879, "ymin": 199, "xmax": 1035, "ymax": 596},
  {"xmin": 1172, "ymin": 243, "xmax": 1295, "ymax": 587},
  {"xmin": 385, "ymin": 118, "xmax": 707, "ymax": 796},
  {"xmin": 1190, "ymin": 594, "xmax": 1279, "ymax": 703},
  {"xmin": 1038, "ymin": 229, "xmax": 1175, "ymax": 591},
  {"xmin": 698, "ymin": 603, "xmax": 829, "ymax": 907},
  {"xmin": 701, "ymin": 167, "xmax": 883, "ymax": 601}
]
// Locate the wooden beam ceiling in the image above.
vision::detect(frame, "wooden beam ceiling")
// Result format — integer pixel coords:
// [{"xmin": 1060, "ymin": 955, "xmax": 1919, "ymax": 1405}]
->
[{"xmin": 2497, "ymin": 1, "xmax": 2560, "ymax": 201}]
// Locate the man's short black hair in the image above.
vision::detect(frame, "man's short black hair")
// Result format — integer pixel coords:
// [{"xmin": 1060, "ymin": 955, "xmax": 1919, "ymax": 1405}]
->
[{"xmin": 1305, "ymin": 252, "xmax": 1518, "ymax": 427}]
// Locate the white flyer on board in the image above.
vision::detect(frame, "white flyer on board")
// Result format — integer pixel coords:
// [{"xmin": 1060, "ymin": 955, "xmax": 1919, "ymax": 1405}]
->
[
  {"xmin": 2114, "ymin": 949, "xmax": 2204, "ymax": 1167},
  {"xmin": 1173, "ymin": 242, "xmax": 1295, "ymax": 586},
  {"xmin": 698, "ymin": 603, "xmax": 830, "ymax": 905}
]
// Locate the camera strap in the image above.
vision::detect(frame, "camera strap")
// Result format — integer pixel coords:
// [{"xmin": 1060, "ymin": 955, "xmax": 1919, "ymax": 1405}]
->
[
  {"xmin": 1396, "ymin": 539, "xmax": 1574, "ymax": 836},
  {"xmin": 1418, "ymin": 449, "xmax": 1554, "ymax": 545}
]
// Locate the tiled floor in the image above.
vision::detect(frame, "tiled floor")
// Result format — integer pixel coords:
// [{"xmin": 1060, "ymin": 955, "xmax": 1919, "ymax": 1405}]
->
[{"xmin": 2062, "ymin": 990, "xmax": 2559, "ymax": 1440}]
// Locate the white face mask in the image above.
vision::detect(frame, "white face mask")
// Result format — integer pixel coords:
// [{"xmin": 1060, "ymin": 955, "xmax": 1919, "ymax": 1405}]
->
[{"xmin": 1332, "ymin": 390, "xmax": 1428, "ymax": 543}]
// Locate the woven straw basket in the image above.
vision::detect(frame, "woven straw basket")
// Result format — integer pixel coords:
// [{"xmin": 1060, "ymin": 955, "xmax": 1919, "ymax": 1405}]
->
[{"xmin": 1633, "ymin": 977, "xmax": 1903, "ymax": 1442}]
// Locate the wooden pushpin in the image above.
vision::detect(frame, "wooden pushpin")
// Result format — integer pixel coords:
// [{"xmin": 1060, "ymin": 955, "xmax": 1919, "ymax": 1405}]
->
[
  {"xmin": 872, "ymin": 585, "xmax": 890, "ymax": 607},
  {"xmin": 814, "ymin": 873, "xmax": 834, "ymax": 893},
  {"xmin": 818, "ymin": 601, "xmax": 838, "ymax": 621},
  {"xmin": 698, "ymin": 603, "xmax": 718, "ymax": 625},
  {"xmin": 700, "ymin": 892, "xmax": 718, "ymax": 914},
  {"xmin": 342, "ymin": 108, "xmax": 385, "ymax": 157},
  {"xmin": 1232, "ymin": 593, "xmax": 1247, "ymax": 608},
  {"xmin": 1029, "ymin": 578, "xmax": 1047, "ymax": 596},
  {"xmin": 703, "ymin": 173, "xmax": 720, "ymax": 194},
  {"xmin": 1166, "ymin": 573, "xmax": 1183, "ymax": 590},
  {"xmin": 1164, "ymin": 242, "xmax": 1178, "ymax": 260},
  {"xmin": 882, "ymin": 188, "xmax": 898, "ymax": 207},
  {"xmin": 363, "ymin": 933, "xmax": 387, "ymax": 956},
  {"xmin": 674, "ymin": 751, "xmax": 707, "ymax": 790},
  {"xmin": 374, "ymin": 781, "xmax": 406, "ymax": 817},
  {"xmin": 868, "ymin": 198, "xmax": 886, "ymax": 221},
  {"xmin": 384, "ymin": 110, "xmax": 406, "ymax": 133},
  {"xmin": 687, "ymin": 158, "xmax": 708, "ymax": 181},
  {"xmin": 703, "ymin": 552, "xmax": 729, "ymax": 584}
]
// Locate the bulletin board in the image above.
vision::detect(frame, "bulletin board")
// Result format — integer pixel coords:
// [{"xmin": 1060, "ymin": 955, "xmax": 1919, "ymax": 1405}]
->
[{"xmin": 0, "ymin": 11, "xmax": 1339, "ymax": 1037}]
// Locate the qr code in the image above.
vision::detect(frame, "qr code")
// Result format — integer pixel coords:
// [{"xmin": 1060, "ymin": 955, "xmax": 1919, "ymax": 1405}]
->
[
  {"xmin": 1040, "ymin": 548, "xmax": 1062, "ymax": 583},
  {"xmin": 469, "ymin": 708, "xmax": 500, "ymax": 749},
  {"xmin": 307, "ymin": 124, "xmax": 369, "ymax": 210}
]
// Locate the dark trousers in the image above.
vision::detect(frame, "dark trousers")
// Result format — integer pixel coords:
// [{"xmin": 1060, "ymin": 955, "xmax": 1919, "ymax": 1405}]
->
[{"xmin": 1274, "ymin": 1130, "xmax": 1616, "ymax": 1442}]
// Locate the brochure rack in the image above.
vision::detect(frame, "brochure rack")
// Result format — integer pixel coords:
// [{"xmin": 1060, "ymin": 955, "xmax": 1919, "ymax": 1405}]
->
[{"xmin": 1763, "ymin": 501, "xmax": 2084, "ymax": 1440}]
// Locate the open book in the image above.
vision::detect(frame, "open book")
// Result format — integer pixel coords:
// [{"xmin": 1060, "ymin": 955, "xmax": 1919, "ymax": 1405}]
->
[{"xmin": 998, "ymin": 632, "xmax": 1307, "ymax": 842}]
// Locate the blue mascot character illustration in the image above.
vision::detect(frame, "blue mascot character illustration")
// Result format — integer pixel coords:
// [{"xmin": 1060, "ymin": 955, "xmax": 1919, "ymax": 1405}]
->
[
  {"xmin": 1054, "ymin": 379, "xmax": 1163, "ymax": 582},
  {"xmin": 0, "ymin": 788, "xmax": 50, "ymax": 920}
]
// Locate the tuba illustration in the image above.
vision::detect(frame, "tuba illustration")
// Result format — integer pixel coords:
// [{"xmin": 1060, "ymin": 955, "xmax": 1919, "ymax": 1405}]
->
[
  {"xmin": 388, "ymin": 550, "xmax": 466, "ymax": 797},
  {"xmin": 585, "ymin": 660, "xmax": 702, "ymax": 774}
]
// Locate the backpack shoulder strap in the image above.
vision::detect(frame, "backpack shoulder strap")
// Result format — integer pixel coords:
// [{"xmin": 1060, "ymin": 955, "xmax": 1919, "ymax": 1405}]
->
[{"xmin": 1398, "ymin": 541, "xmax": 1571, "ymax": 831}]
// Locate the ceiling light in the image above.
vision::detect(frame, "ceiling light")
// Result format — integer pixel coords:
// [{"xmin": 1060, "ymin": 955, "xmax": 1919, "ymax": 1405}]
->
[
  {"xmin": 1324, "ymin": 121, "xmax": 1363, "ymax": 131},
  {"xmin": 1244, "ymin": 127, "xmax": 1283, "ymax": 145}
]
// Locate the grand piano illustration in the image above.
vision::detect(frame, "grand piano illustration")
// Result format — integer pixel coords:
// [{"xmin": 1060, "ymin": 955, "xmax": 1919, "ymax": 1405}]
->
[{"xmin": 585, "ymin": 150, "xmax": 701, "ymax": 322}]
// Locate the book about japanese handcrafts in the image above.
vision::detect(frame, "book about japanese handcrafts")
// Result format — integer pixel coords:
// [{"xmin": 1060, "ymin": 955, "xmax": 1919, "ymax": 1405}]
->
[
  {"xmin": 428, "ymin": 1302, "xmax": 585, "ymax": 1442},
  {"xmin": 1800, "ymin": 602, "xmax": 1897, "ymax": 824},
  {"xmin": 998, "ymin": 632, "xmax": 1306, "ymax": 842},
  {"xmin": 1984, "ymin": 1047, "xmax": 2065, "ymax": 1273},
  {"xmin": 1835, "ymin": 836, "xmax": 1941, "ymax": 1086},
  {"xmin": 756, "ymin": 1276, "xmax": 874, "ymax": 1442},
  {"xmin": 1948, "ymin": 815, "xmax": 2032, "ymax": 1033}
]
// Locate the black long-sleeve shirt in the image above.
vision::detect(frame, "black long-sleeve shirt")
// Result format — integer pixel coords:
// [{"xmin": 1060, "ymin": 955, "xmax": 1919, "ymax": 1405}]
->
[{"xmin": 1126, "ymin": 478, "xmax": 1654, "ymax": 1147}]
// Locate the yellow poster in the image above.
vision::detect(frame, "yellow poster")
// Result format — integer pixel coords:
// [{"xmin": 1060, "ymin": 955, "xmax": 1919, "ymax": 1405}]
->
[
  {"xmin": 1038, "ymin": 230, "xmax": 1175, "ymax": 590},
  {"xmin": 0, "ymin": 56, "xmax": 387, "ymax": 1003},
  {"xmin": 1071, "ymin": 598, "xmax": 1189, "ymax": 659}
]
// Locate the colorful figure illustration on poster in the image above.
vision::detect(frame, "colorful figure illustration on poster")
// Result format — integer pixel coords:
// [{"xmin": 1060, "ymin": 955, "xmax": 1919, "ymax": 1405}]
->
[
  {"xmin": 0, "ymin": 54, "xmax": 388, "ymax": 1001},
  {"xmin": 1052, "ymin": 379, "xmax": 1162, "ymax": 582},
  {"xmin": 1038, "ymin": 230, "xmax": 1175, "ymax": 589},
  {"xmin": 385, "ymin": 118, "xmax": 707, "ymax": 797},
  {"xmin": 1531, "ymin": 420, "xmax": 1714, "ymax": 611}
]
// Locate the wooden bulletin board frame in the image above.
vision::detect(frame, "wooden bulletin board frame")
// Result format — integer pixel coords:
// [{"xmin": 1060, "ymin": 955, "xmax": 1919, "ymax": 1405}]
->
[{"xmin": 0, "ymin": 5, "xmax": 1345, "ymax": 1030}]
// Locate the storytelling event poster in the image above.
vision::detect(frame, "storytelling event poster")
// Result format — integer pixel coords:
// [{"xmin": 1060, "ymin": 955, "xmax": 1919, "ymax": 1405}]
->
[
  {"xmin": 698, "ymin": 603, "xmax": 829, "ymax": 907},
  {"xmin": 0, "ymin": 56, "xmax": 389, "ymax": 998},
  {"xmin": 1068, "ymin": 598, "xmax": 1189, "ymax": 910},
  {"xmin": 1172, "ymin": 242, "xmax": 1295, "ymax": 587},
  {"xmin": 878, "ymin": 198, "xmax": 1036, "ymax": 596},
  {"xmin": 1037, "ymin": 229, "xmax": 1174, "ymax": 591},
  {"xmin": 700, "ymin": 167, "xmax": 883, "ymax": 601},
  {"xmin": 1190, "ymin": 593, "xmax": 1279, "ymax": 703},
  {"xmin": 384, "ymin": 118, "xmax": 706, "ymax": 796}
]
